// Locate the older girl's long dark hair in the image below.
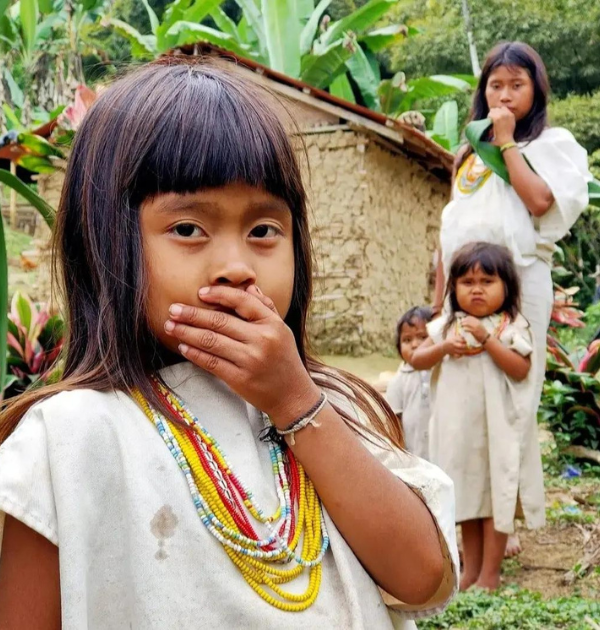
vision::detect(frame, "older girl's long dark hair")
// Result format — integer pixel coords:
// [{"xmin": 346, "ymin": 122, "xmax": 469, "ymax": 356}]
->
[
  {"xmin": 456, "ymin": 41, "xmax": 549, "ymax": 171},
  {"xmin": 443, "ymin": 242, "xmax": 522, "ymax": 336},
  {"xmin": 0, "ymin": 57, "xmax": 403, "ymax": 449}
]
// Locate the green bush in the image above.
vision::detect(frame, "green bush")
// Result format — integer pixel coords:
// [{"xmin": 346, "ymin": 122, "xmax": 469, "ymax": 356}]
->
[
  {"xmin": 549, "ymin": 91, "xmax": 600, "ymax": 155},
  {"xmin": 418, "ymin": 587, "xmax": 600, "ymax": 629}
]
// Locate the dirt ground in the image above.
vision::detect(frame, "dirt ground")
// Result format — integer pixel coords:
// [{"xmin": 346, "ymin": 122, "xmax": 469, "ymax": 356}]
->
[{"xmin": 322, "ymin": 354, "xmax": 600, "ymax": 601}]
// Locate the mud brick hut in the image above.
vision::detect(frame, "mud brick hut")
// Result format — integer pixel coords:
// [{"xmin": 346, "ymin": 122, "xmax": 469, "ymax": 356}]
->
[{"xmin": 38, "ymin": 46, "xmax": 453, "ymax": 356}]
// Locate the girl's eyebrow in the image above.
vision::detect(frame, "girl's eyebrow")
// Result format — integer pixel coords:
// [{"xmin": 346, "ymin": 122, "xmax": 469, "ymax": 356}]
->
[{"xmin": 153, "ymin": 198, "xmax": 290, "ymax": 216}]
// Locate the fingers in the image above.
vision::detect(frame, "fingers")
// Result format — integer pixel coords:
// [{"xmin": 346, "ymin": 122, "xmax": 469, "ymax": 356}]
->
[
  {"xmin": 245, "ymin": 284, "xmax": 279, "ymax": 315},
  {"xmin": 198, "ymin": 286, "xmax": 276, "ymax": 322},
  {"xmin": 168, "ymin": 304, "xmax": 251, "ymax": 342},
  {"xmin": 178, "ymin": 343, "xmax": 240, "ymax": 381},
  {"xmin": 165, "ymin": 320, "xmax": 248, "ymax": 366}
]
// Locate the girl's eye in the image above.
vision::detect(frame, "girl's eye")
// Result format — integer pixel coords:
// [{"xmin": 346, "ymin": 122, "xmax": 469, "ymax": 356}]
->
[
  {"xmin": 173, "ymin": 223, "xmax": 204, "ymax": 238},
  {"xmin": 249, "ymin": 224, "xmax": 280, "ymax": 239}
]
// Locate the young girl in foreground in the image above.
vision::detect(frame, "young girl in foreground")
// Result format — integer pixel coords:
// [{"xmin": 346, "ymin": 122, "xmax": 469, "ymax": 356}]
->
[
  {"xmin": 0, "ymin": 59, "xmax": 458, "ymax": 629},
  {"xmin": 414, "ymin": 242, "xmax": 544, "ymax": 591},
  {"xmin": 385, "ymin": 307, "xmax": 433, "ymax": 460}
]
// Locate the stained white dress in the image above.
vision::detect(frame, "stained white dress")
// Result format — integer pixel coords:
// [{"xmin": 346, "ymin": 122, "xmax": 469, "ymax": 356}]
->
[
  {"xmin": 0, "ymin": 361, "xmax": 459, "ymax": 629},
  {"xmin": 427, "ymin": 313, "xmax": 545, "ymax": 534},
  {"xmin": 440, "ymin": 127, "xmax": 592, "ymax": 407},
  {"xmin": 385, "ymin": 365, "xmax": 431, "ymax": 460}
]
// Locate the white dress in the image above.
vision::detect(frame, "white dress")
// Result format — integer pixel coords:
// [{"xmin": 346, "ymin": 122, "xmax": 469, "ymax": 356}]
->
[
  {"xmin": 440, "ymin": 127, "xmax": 592, "ymax": 407},
  {"xmin": 0, "ymin": 361, "xmax": 459, "ymax": 629},
  {"xmin": 385, "ymin": 365, "xmax": 431, "ymax": 460},
  {"xmin": 427, "ymin": 313, "xmax": 545, "ymax": 534}
]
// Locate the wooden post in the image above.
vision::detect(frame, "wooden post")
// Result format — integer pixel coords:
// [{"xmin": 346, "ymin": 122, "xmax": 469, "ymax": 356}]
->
[{"xmin": 9, "ymin": 161, "xmax": 17, "ymax": 229}]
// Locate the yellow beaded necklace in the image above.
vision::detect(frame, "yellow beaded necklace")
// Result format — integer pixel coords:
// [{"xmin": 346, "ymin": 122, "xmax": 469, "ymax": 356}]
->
[{"xmin": 133, "ymin": 383, "xmax": 328, "ymax": 612}]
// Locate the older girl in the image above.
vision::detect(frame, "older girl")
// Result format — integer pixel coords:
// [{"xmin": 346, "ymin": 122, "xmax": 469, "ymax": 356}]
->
[{"xmin": 0, "ymin": 59, "xmax": 458, "ymax": 630}]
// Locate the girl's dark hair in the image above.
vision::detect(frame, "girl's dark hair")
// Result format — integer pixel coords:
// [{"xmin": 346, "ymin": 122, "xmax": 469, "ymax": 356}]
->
[
  {"xmin": 456, "ymin": 41, "xmax": 549, "ymax": 171},
  {"xmin": 0, "ymin": 57, "xmax": 403, "ymax": 449},
  {"xmin": 444, "ymin": 242, "xmax": 521, "ymax": 335},
  {"xmin": 395, "ymin": 306, "xmax": 433, "ymax": 357}
]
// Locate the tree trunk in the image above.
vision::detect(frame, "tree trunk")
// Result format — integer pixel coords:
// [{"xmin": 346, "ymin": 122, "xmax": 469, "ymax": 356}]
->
[{"xmin": 461, "ymin": 0, "xmax": 481, "ymax": 77}]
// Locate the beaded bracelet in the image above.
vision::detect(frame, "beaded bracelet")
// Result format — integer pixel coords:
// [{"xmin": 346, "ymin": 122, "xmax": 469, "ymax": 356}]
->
[{"xmin": 277, "ymin": 392, "xmax": 328, "ymax": 446}]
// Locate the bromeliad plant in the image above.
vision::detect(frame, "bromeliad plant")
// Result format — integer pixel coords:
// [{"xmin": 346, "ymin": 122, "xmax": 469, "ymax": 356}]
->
[{"xmin": 4, "ymin": 292, "xmax": 64, "ymax": 400}]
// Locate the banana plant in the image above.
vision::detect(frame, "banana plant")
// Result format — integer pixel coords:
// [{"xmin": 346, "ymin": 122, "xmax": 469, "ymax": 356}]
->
[
  {"xmin": 105, "ymin": 0, "xmax": 255, "ymax": 59},
  {"xmin": 427, "ymin": 100, "xmax": 460, "ymax": 153}
]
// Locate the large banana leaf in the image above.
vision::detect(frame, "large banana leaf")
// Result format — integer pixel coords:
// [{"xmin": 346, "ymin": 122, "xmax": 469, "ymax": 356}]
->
[
  {"xmin": 262, "ymin": 0, "xmax": 301, "ymax": 77},
  {"xmin": 183, "ymin": 0, "xmax": 224, "ymax": 25},
  {"xmin": 359, "ymin": 23, "xmax": 406, "ymax": 52},
  {"xmin": 108, "ymin": 18, "xmax": 156, "ymax": 58},
  {"xmin": 329, "ymin": 72, "xmax": 355, "ymax": 103},
  {"xmin": 0, "ymin": 214, "xmax": 7, "ymax": 397},
  {"xmin": 320, "ymin": 0, "xmax": 397, "ymax": 47},
  {"xmin": 300, "ymin": 37, "xmax": 354, "ymax": 89},
  {"xmin": 210, "ymin": 8, "xmax": 239, "ymax": 37},
  {"xmin": 167, "ymin": 21, "xmax": 256, "ymax": 58},
  {"xmin": 431, "ymin": 100, "xmax": 459, "ymax": 152},
  {"xmin": 0, "ymin": 0, "xmax": 11, "ymax": 17},
  {"xmin": 465, "ymin": 118, "xmax": 600, "ymax": 208},
  {"xmin": 20, "ymin": 0, "xmax": 39, "ymax": 61},
  {"xmin": 299, "ymin": 0, "xmax": 331, "ymax": 56},
  {"xmin": 345, "ymin": 45, "xmax": 380, "ymax": 111},
  {"xmin": 3, "ymin": 67, "xmax": 24, "ymax": 108},
  {"xmin": 235, "ymin": 0, "xmax": 265, "ymax": 54},
  {"xmin": 0, "ymin": 168, "xmax": 55, "ymax": 228},
  {"xmin": 141, "ymin": 0, "xmax": 159, "ymax": 35}
]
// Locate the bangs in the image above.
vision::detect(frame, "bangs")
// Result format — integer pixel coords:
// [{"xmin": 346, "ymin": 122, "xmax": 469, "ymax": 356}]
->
[{"xmin": 98, "ymin": 62, "xmax": 301, "ymax": 208}]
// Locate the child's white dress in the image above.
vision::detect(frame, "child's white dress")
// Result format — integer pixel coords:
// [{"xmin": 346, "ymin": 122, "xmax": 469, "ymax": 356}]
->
[
  {"xmin": 385, "ymin": 365, "xmax": 431, "ymax": 460},
  {"xmin": 0, "ymin": 361, "xmax": 459, "ymax": 630},
  {"xmin": 427, "ymin": 312, "xmax": 545, "ymax": 534}
]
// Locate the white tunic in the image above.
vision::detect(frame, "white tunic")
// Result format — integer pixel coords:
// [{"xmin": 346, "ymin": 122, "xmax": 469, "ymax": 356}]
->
[
  {"xmin": 427, "ymin": 313, "xmax": 545, "ymax": 534},
  {"xmin": 385, "ymin": 365, "xmax": 431, "ymax": 460},
  {"xmin": 0, "ymin": 361, "xmax": 459, "ymax": 629},
  {"xmin": 440, "ymin": 127, "xmax": 591, "ymax": 272}
]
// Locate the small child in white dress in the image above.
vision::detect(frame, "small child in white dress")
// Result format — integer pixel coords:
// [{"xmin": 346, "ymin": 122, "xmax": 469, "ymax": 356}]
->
[
  {"xmin": 385, "ymin": 307, "xmax": 433, "ymax": 460},
  {"xmin": 412, "ymin": 242, "xmax": 545, "ymax": 592}
]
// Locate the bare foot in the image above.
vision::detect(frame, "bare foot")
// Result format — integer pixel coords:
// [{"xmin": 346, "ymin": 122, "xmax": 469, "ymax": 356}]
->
[
  {"xmin": 504, "ymin": 533, "xmax": 522, "ymax": 558},
  {"xmin": 460, "ymin": 572, "xmax": 478, "ymax": 591},
  {"xmin": 475, "ymin": 574, "xmax": 501, "ymax": 591}
]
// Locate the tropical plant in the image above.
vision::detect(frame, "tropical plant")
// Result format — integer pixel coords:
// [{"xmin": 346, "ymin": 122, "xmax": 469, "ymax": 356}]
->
[
  {"xmin": 426, "ymin": 99, "xmax": 460, "ymax": 152},
  {"xmin": 3, "ymin": 291, "xmax": 64, "ymax": 399},
  {"xmin": 378, "ymin": 72, "xmax": 475, "ymax": 117},
  {"xmin": 543, "ymin": 287, "xmax": 600, "ymax": 452},
  {"xmin": 107, "ymin": 0, "xmax": 408, "ymax": 109}
]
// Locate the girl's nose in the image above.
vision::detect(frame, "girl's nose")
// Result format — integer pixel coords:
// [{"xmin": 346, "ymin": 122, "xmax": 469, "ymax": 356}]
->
[{"xmin": 208, "ymin": 250, "xmax": 257, "ymax": 290}]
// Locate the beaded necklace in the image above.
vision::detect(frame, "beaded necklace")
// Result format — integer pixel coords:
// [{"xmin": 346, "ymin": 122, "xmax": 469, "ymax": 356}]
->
[
  {"xmin": 132, "ymin": 379, "xmax": 330, "ymax": 612},
  {"xmin": 454, "ymin": 312, "xmax": 511, "ymax": 356},
  {"xmin": 456, "ymin": 153, "xmax": 492, "ymax": 195}
]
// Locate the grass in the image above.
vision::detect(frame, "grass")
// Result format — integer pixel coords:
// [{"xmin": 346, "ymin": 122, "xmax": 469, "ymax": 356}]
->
[{"xmin": 417, "ymin": 586, "xmax": 600, "ymax": 629}]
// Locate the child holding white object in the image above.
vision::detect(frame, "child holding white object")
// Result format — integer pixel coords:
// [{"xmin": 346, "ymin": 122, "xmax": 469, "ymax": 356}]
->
[
  {"xmin": 385, "ymin": 307, "xmax": 433, "ymax": 460},
  {"xmin": 413, "ymin": 242, "xmax": 544, "ymax": 592}
]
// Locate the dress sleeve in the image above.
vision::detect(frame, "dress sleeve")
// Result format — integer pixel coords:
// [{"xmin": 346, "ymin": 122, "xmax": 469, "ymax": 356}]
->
[
  {"xmin": 521, "ymin": 128, "xmax": 592, "ymax": 242},
  {"xmin": 426, "ymin": 316, "xmax": 448, "ymax": 344},
  {"xmin": 326, "ymin": 387, "xmax": 459, "ymax": 619},
  {"xmin": 384, "ymin": 371, "xmax": 405, "ymax": 415},
  {"xmin": 0, "ymin": 406, "xmax": 58, "ymax": 554}
]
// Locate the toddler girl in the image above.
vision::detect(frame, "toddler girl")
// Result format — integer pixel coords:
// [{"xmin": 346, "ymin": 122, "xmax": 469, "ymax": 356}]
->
[
  {"xmin": 385, "ymin": 306, "xmax": 433, "ymax": 460},
  {"xmin": 413, "ymin": 242, "xmax": 544, "ymax": 591}
]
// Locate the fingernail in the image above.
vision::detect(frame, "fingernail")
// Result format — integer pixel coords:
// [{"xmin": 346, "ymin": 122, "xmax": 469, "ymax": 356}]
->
[
  {"xmin": 179, "ymin": 344, "xmax": 189, "ymax": 355},
  {"xmin": 164, "ymin": 320, "xmax": 175, "ymax": 332},
  {"xmin": 169, "ymin": 304, "xmax": 183, "ymax": 316},
  {"xmin": 199, "ymin": 287, "xmax": 210, "ymax": 296}
]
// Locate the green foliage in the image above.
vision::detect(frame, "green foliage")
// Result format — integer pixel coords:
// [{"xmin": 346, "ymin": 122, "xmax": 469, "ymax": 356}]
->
[
  {"xmin": 384, "ymin": 0, "xmax": 600, "ymax": 100},
  {"xmin": 540, "ymin": 339, "xmax": 600, "ymax": 452},
  {"xmin": 4, "ymin": 292, "xmax": 64, "ymax": 399},
  {"xmin": 549, "ymin": 91, "xmax": 600, "ymax": 155},
  {"xmin": 419, "ymin": 586, "xmax": 600, "ymax": 629}
]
